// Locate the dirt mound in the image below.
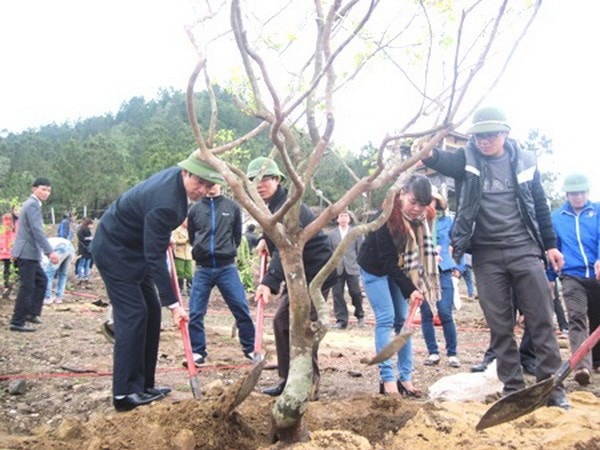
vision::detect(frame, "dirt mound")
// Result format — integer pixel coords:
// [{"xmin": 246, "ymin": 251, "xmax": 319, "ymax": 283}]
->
[
  {"xmin": 2, "ymin": 395, "xmax": 423, "ymax": 449},
  {"xmin": 3, "ymin": 392, "xmax": 599, "ymax": 449},
  {"xmin": 1, "ymin": 280, "xmax": 600, "ymax": 449}
]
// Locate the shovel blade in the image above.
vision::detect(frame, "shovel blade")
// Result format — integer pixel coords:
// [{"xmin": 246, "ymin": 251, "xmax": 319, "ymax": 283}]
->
[
  {"xmin": 228, "ymin": 357, "xmax": 267, "ymax": 412},
  {"xmin": 190, "ymin": 375, "xmax": 202, "ymax": 399},
  {"xmin": 362, "ymin": 331, "xmax": 412, "ymax": 366},
  {"xmin": 476, "ymin": 377, "xmax": 554, "ymax": 430}
]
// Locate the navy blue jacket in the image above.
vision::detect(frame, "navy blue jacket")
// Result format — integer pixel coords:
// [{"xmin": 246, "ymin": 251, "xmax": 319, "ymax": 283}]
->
[
  {"xmin": 91, "ymin": 167, "xmax": 188, "ymax": 307},
  {"xmin": 187, "ymin": 195, "xmax": 242, "ymax": 267}
]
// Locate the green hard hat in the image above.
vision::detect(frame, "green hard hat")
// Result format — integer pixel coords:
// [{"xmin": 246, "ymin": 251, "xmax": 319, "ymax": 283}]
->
[
  {"xmin": 246, "ymin": 157, "xmax": 286, "ymax": 180},
  {"xmin": 467, "ymin": 107, "xmax": 511, "ymax": 134},
  {"xmin": 177, "ymin": 152, "xmax": 226, "ymax": 185},
  {"xmin": 562, "ymin": 173, "xmax": 590, "ymax": 192}
]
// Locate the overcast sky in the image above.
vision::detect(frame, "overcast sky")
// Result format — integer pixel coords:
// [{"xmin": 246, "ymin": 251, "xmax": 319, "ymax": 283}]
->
[{"xmin": 1, "ymin": 1, "xmax": 598, "ymax": 197}]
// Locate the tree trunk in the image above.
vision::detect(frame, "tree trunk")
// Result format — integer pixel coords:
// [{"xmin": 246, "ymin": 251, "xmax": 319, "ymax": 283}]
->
[{"xmin": 270, "ymin": 245, "xmax": 316, "ymax": 444}]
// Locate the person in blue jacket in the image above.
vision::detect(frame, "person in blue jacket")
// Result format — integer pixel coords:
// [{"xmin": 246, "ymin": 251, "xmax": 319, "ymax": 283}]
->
[
  {"xmin": 91, "ymin": 152, "xmax": 225, "ymax": 412},
  {"xmin": 551, "ymin": 173, "xmax": 600, "ymax": 384},
  {"xmin": 420, "ymin": 188, "xmax": 460, "ymax": 368},
  {"xmin": 186, "ymin": 183, "xmax": 255, "ymax": 366}
]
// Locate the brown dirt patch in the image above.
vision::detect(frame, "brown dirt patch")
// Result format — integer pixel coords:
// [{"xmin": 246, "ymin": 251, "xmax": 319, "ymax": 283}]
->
[{"xmin": 1, "ymin": 273, "xmax": 599, "ymax": 449}]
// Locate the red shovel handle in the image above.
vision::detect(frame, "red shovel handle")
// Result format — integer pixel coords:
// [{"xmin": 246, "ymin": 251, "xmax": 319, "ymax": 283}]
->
[
  {"xmin": 403, "ymin": 296, "xmax": 422, "ymax": 333},
  {"xmin": 253, "ymin": 251, "xmax": 268, "ymax": 358},
  {"xmin": 167, "ymin": 248, "xmax": 198, "ymax": 379}
]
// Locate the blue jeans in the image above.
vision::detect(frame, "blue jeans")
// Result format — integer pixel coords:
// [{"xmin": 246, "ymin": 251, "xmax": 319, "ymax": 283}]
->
[
  {"xmin": 420, "ymin": 270, "xmax": 458, "ymax": 356},
  {"xmin": 77, "ymin": 257, "xmax": 92, "ymax": 280},
  {"xmin": 361, "ymin": 269, "xmax": 413, "ymax": 382},
  {"xmin": 463, "ymin": 266, "xmax": 475, "ymax": 296},
  {"xmin": 44, "ymin": 255, "xmax": 73, "ymax": 299},
  {"xmin": 189, "ymin": 264, "xmax": 255, "ymax": 357}
]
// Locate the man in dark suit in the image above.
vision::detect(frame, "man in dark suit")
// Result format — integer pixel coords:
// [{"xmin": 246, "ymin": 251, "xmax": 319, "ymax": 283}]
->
[
  {"xmin": 91, "ymin": 152, "xmax": 225, "ymax": 412},
  {"xmin": 328, "ymin": 210, "xmax": 365, "ymax": 329},
  {"xmin": 10, "ymin": 177, "xmax": 59, "ymax": 332}
]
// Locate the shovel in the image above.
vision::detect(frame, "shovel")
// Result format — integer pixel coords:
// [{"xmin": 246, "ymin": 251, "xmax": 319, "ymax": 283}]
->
[
  {"xmin": 167, "ymin": 248, "xmax": 202, "ymax": 399},
  {"xmin": 476, "ymin": 323, "xmax": 600, "ymax": 431},
  {"xmin": 253, "ymin": 250, "xmax": 269, "ymax": 363},
  {"xmin": 217, "ymin": 251, "xmax": 270, "ymax": 415},
  {"xmin": 361, "ymin": 296, "xmax": 423, "ymax": 365}
]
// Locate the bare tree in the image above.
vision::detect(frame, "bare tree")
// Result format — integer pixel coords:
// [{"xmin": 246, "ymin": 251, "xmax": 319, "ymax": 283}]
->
[{"xmin": 183, "ymin": 0, "xmax": 541, "ymax": 443}]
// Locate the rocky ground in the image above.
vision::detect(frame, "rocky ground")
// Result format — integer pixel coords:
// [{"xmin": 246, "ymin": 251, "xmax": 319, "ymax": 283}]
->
[{"xmin": 1, "ymin": 272, "xmax": 599, "ymax": 449}]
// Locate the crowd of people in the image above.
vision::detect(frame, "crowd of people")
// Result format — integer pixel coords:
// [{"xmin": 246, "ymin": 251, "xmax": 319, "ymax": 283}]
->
[{"xmin": 2, "ymin": 107, "xmax": 599, "ymax": 413}]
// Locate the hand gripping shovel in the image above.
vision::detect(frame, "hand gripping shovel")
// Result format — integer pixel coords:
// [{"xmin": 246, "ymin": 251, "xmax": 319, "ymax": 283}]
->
[
  {"xmin": 361, "ymin": 297, "xmax": 423, "ymax": 365},
  {"xmin": 167, "ymin": 248, "xmax": 202, "ymax": 398},
  {"xmin": 477, "ymin": 323, "xmax": 600, "ymax": 430}
]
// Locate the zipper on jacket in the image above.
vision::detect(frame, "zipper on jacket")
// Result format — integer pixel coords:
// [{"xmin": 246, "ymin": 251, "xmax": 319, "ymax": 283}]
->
[
  {"xmin": 563, "ymin": 208, "xmax": 591, "ymax": 278},
  {"xmin": 210, "ymin": 198, "xmax": 216, "ymax": 268}
]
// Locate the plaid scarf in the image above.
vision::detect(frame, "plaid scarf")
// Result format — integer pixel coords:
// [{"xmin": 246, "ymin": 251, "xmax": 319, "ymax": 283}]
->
[{"xmin": 397, "ymin": 213, "xmax": 441, "ymax": 305}]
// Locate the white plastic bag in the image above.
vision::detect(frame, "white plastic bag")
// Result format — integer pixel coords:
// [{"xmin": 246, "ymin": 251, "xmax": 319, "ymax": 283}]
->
[{"xmin": 452, "ymin": 276, "xmax": 461, "ymax": 310}]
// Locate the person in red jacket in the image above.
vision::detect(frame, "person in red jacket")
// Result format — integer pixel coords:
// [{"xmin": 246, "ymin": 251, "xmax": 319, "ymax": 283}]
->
[{"xmin": 1, "ymin": 212, "xmax": 17, "ymax": 298}]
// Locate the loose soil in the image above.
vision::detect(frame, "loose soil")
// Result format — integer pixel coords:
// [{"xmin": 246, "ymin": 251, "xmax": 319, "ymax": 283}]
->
[{"xmin": 1, "ymin": 272, "xmax": 599, "ymax": 449}]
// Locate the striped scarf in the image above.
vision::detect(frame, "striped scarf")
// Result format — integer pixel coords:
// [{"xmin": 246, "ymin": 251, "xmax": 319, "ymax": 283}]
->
[{"xmin": 397, "ymin": 213, "xmax": 441, "ymax": 304}]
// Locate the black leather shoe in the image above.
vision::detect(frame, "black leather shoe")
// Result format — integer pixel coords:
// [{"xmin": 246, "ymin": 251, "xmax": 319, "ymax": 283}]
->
[
  {"xmin": 145, "ymin": 386, "xmax": 172, "ymax": 396},
  {"xmin": 546, "ymin": 391, "xmax": 570, "ymax": 410},
  {"xmin": 26, "ymin": 315, "xmax": 42, "ymax": 324},
  {"xmin": 262, "ymin": 382, "xmax": 285, "ymax": 397},
  {"xmin": 397, "ymin": 381, "xmax": 423, "ymax": 398},
  {"xmin": 113, "ymin": 392, "xmax": 164, "ymax": 412},
  {"xmin": 470, "ymin": 362, "xmax": 487, "ymax": 372},
  {"xmin": 522, "ymin": 364, "xmax": 536, "ymax": 376},
  {"xmin": 9, "ymin": 323, "xmax": 36, "ymax": 332}
]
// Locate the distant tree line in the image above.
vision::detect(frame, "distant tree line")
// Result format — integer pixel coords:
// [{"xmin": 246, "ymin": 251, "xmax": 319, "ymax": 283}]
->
[
  {"xmin": 0, "ymin": 86, "xmax": 559, "ymax": 221},
  {"xmin": 0, "ymin": 87, "xmax": 380, "ymax": 221}
]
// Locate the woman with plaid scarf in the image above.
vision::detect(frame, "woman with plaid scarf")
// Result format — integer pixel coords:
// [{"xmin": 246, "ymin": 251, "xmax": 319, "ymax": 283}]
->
[{"xmin": 358, "ymin": 174, "xmax": 439, "ymax": 397}]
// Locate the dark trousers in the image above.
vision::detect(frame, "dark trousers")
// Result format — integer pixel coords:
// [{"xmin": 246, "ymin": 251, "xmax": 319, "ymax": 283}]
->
[
  {"xmin": 562, "ymin": 276, "xmax": 600, "ymax": 371},
  {"xmin": 473, "ymin": 243, "xmax": 562, "ymax": 393},
  {"xmin": 98, "ymin": 270, "xmax": 162, "ymax": 396},
  {"xmin": 2, "ymin": 258, "xmax": 15, "ymax": 287},
  {"xmin": 332, "ymin": 271, "xmax": 364, "ymax": 325},
  {"xmin": 553, "ymin": 282, "xmax": 569, "ymax": 331},
  {"xmin": 481, "ymin": 326, "xmax": 536, "ymax": 367},
  {"xmin": 273, "ymin": 291, "xmax": 320, "ymax": 382},
  {"xmin": 12, "ymin": 259, "xmax": 47, "ymax": 325},
  {"xmin": 587, "ymin": 281, "xmax": 600, "ymax": 368}
]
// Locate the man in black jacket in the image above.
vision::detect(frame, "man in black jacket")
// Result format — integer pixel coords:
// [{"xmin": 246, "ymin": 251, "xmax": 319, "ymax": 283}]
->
[
  {"xmin": 247, "ymin": 157, "xmax": 336, "ymax": 397},
  {"xmin": 186, "ymin": 183, "xmax": 255, "ymax": 366},
  {"xmin": 91, "ymin": 152, "xmax": 225, "ymax": 412},
  {"xmin": 422, "ymin": 107, "xmax": 569, "ymax": 409}
]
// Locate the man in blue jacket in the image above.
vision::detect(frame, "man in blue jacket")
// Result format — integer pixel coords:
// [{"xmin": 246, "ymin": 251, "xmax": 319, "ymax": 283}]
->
[
  {"xmin": 91, "ymin": 152, "xmax": 225, "ymax": 412},
  {"xmin": 186, "ymin": 183, "xmax": 255, "ymax": 366},
  {"xmin": 422, "ymin": 107, "xmax": 569, "ymax": 409},
  {"xmin": 551, "ymin": 173, "xmax": 600, "ymax": 384}
]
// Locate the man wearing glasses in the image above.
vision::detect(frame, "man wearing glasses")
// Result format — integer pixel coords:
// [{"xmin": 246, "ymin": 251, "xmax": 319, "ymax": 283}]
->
[
  {"xmin": 246, "ymin": 157, "xmax": 336, "ymax": 398},
  {"xmin": 421, "ymin": 107, "xmax": 569, "ymax": 409},
  {"xmin": 91, "ymin": 151, "xmax": 225, "ymax": 411},
  {"xmin": 551, "ymin": 173, "xmax": 600, "ymax": 384}
]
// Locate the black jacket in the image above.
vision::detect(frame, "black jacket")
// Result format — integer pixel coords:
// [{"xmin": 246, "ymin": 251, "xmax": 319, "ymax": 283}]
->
[
  {"xmin": 357, "ymin": 212, "xmax": 418, "ymax": 298},
  {"xmin": 261, "ymin": 185, "xmax": 336, "ymax": 293},
  {"xmin": 77, "ymin": 226, "xmax": 93, "ymax": 258},
  {"xmin": 91, "ymin": 167, "xmax": 188, "ymax": 307},
  {"xmin": 187, "ymin": 195, "xmax": 242, "ymax": 267},
  {"xmin": 423, "ymin": 137, "xmax": 557, "ymax": 262}
]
